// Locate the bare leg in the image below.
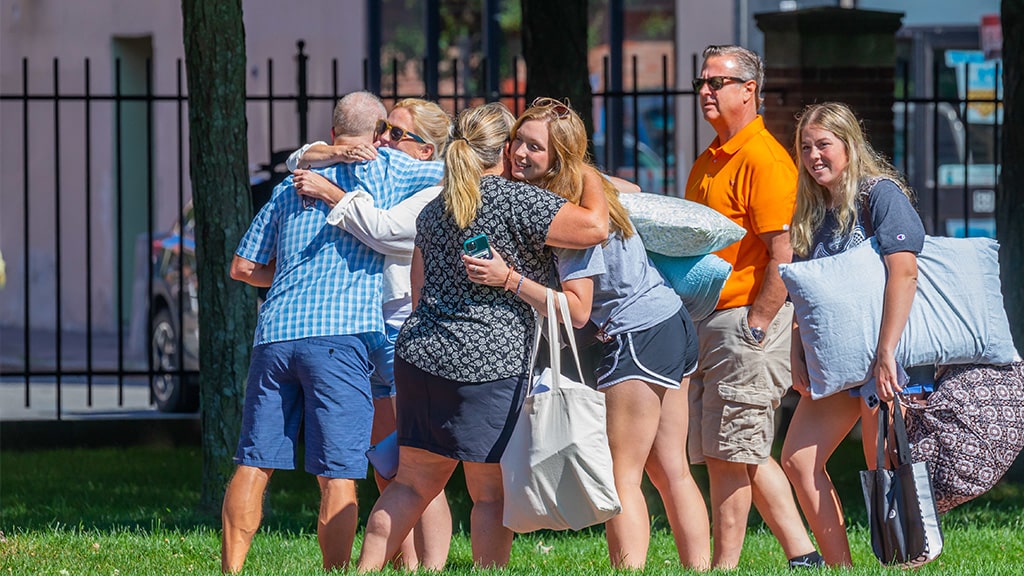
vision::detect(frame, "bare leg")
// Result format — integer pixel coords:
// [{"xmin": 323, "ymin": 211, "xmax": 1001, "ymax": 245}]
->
[
  {"xmin": 221, "ymin": 465, "xmax": 273, "ymax": 574},
  {"xmin": 779, "ymin": 392, "xmax": 861, "ymax": 566},
  {"xmin": 704, "ymin": 457, "xmax": 753, "ymax": 569},
  {"xmin": 357, "ymin": 447, "xmax": 456, "ymax": 572},
  {"xmin": 414, "ymin": 491, "xmax": 453, "ymax": 570},
  {"xmin": 370, "ymin": 397, "xmax": 420, "ymax": 569},
  {"xmin": 372, "ymin": 397, "xmax": 453, "ymax": 571},
  {"xmin": 317, "ymin": 476, "xmax": 360, "ymax": 571},
  {"xmin": 462, "ymin": 462, "xmax": 513, "ymax": 568},
  {"xmin": 749, "ymin": 457, "xmax": 817, "ymax": 560},
  {"xmin": 644, "ymin": 382, "xmax": 711, "ymax": 570},
  {"xmin": 603, "ymin": 379, "xmax": 664, "ymax": 569}
]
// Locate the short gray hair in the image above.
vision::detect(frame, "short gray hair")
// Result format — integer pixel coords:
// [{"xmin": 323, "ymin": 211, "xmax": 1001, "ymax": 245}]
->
[
  {"xmin": 332, "ymin": 91, "xmax": 387, "ymax": 138},
  {"xmin": 702, "ymin": 45, "xmax": 765, "ymax": 109}
]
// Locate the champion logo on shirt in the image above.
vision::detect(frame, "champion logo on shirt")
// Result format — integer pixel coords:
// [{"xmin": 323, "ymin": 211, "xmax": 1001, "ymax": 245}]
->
[{"xmin": 896, "ymin": 233, "xmax": 907, "ymax": 241}]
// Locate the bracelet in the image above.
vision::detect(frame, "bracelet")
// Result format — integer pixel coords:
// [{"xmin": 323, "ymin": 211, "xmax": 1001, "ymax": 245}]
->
[
  {"xmin": 515, "ymin": 274, "xmax": 525, "ymax": 297},
  {"xmin": 503, "ymin": 266, "xmax": 515, "ymax": 290}
]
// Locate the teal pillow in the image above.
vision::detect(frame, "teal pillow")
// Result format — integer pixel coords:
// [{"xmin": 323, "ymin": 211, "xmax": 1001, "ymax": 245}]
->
[{"xmin": 648, "ymin": 252, "xmax": 732, "ymax": 322}]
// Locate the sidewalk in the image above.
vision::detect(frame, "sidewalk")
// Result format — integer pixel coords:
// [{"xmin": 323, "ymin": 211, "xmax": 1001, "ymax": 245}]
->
[
  {"xmin": 1, "ymin": 326, "xmax": 162, "ymax": 422},
  {"xmin": 1, "ymin": 325, "xmax": 145, "ymax": 373}
]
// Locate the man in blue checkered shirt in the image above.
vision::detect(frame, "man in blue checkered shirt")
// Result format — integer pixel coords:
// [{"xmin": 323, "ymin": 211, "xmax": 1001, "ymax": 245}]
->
[{"xmin": 221, "ymin": 91, "xmax": 444, "ymax": 573}]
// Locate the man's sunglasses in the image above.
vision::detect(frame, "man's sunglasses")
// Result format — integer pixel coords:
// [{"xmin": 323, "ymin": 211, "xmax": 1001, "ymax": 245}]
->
[
  {"xmin": 375, "ymin": 119, "xmax": 426, "ymax": 144},
  {"xmin": 530, "ymin": 97, "xmax": 572, "ymax": 119},
  {"xmin": 691, "ymin": 76, "xmax": 748, "ymax": 91}
]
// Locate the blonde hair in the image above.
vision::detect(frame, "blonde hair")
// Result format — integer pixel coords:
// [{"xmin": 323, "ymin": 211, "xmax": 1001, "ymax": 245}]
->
[
  {"xmin": 511, "ymin": 100, "xmax": 633, "ymax": 238},
  {"xmin": 791, "ymin": 102, "xmax": 913, "ymax": 257},
  {"xmin": 443, "ymin": 102, "xmax": 516, "ymax": 229},
  {"xmin": 393, "ymin": 98, "xmax": 452, "ymax": 159}
]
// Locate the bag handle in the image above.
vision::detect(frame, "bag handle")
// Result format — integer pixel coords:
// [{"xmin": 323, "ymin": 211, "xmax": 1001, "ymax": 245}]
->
[
  {"xmin": 875, "ymin": 400, "xmax": 913, "ymax": 470},
  {"xmin": 891, "ymin": 399, "xmax": 912, "ymax": 466},
  {"xmin": 875, "ymin": 401, "xmax": 890, "ymax": 470},
  {"xmin": 526, "ymin": 288, "xmax": 585, "ymax": 393},
  {"xmin": 554, "ymin": 290, "xmax": 585, "ymax": 384}
]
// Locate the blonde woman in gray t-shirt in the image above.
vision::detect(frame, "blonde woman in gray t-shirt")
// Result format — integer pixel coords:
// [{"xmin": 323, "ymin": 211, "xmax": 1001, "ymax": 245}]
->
[{"xmin": 782, "ymin": 102, "xmax": 925, "ymax": 567}]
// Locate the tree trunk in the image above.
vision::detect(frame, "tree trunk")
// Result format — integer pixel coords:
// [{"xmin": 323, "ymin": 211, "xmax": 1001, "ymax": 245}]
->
[
  {"xmin": 521, "ymin": 0, "xmax": 593, "ymax": 138},
  {"xmin": 1001, "ymin": 0, "xmax": 1024, "ymax": 482},
  {"xmin": 1000, "ymin": 1, "xmax": 1023, "ymax": 353},
  {"xmin": 181, "ymin": 0, "xmax": 258, "ymax": 514}
]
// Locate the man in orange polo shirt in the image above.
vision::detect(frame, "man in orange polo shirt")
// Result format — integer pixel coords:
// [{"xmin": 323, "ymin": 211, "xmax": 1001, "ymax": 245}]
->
[{"xmin": 684, "ymin": 44, "xmax": 822, "ymax": 570}]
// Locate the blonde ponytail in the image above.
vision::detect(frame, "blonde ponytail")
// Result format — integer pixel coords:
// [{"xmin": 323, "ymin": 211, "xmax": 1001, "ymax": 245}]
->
[{"xmin": 442, "ymin": 103, "xmax": 515, "ymax": 229}]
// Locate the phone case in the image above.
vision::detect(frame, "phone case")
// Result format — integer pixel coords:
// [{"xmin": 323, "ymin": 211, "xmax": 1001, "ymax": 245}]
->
[{"xmin": 463, "ymin": 234, "xmax": 492, "ymax": 259}]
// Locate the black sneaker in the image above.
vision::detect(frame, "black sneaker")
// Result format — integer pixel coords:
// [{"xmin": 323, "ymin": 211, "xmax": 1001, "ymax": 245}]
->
[{"xmin": 788, "ymin": 551, "xmax": 825, "ymax": 569}]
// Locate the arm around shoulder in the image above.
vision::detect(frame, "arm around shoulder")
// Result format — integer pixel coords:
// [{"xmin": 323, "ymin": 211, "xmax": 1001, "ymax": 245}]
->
[
  {"xmin": 329, "ymin": 186, "xmax": 440, "ymax": 257},
  {"xmin": 605, "ymin": 174, "xmax": 641, "ymax": 193},
  {"xmin": 546, "ymin": 167, "xmax": 609, "ymax": 248}
]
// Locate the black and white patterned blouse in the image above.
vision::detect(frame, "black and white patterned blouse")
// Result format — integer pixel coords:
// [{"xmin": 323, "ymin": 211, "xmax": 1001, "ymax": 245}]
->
[{"xmin": 396, "ymin": 175, "xmax": 566, "ymax": 382}]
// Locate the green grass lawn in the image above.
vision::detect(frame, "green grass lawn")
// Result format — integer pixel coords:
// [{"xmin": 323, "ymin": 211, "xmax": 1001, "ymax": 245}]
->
[{"xmin": 1, "ymin": 444, "xmax": 1022, "ymax": 575}]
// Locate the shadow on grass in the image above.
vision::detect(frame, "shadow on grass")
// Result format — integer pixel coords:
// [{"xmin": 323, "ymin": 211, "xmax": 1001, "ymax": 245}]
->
[{"xmin": 1, "ymin": 441, "xmax": 1021, "ymax": 537}]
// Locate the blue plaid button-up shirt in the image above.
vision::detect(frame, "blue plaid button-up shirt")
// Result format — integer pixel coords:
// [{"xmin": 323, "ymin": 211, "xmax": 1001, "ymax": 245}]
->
[{"xmin": 236, "ymin": 148, "xmax": 444, "ymax": 346}]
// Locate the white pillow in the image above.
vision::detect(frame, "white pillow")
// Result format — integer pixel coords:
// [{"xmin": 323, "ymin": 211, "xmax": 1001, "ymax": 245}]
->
[
  {"xmin": 619, "ymin": 193, "xmax": 745, "ymax": 257},
  {"xmin": 779, "ymin": 236, "xmax": 1019, "ymax": 399},
  {"xmin": 648, "ymin": 252, "xmax": 732, "ymax": 322}
]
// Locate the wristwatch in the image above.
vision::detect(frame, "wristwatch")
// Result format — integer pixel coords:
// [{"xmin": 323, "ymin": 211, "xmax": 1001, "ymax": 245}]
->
[{"xmin": 749, "ymin": 326, "xmax": 766, "ymax": 343}]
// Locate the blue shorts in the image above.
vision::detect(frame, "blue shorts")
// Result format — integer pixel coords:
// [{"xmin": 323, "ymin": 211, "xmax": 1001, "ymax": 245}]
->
[
  {"xmin": 234, "ymin": 335, "xmax": 374, "ymax": 479},
  {"xmin": 369, "ymin": 323, "xmax": 399, "ymax": 400}
]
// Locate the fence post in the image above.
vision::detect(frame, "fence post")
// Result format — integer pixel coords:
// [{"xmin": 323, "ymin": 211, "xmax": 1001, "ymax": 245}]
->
[
  {"xmin": 483, "ymin": 0, "xmax": 501, "ymax": 101},
  {"xmin": 297, "ymin": 40, "xmax": 309, "ymax": 144},
  {"xmin": 607, "ymin": 0, "xmax": 624, "ymax": 172},
  {"xmin": 425, "ymin": 0, "xmax": 440, "ymax": 101}
]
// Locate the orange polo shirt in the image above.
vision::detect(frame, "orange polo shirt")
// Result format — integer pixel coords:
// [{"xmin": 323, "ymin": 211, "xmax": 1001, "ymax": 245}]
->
[{"xmin": 684, "ymin": 115, "xmax": 797, "ymax": 310}]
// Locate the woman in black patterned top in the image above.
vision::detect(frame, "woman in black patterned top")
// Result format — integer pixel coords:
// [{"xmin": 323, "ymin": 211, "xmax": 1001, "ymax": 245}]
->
[{"xmin": 358, "ymin": 102, "xmax": 610, "ymax": 570}]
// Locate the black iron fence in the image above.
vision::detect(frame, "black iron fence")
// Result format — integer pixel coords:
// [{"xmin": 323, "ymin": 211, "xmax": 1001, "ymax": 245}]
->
[{"xmin": 0, "ymin": 43, "xmax": 1002, "ymax": 419}]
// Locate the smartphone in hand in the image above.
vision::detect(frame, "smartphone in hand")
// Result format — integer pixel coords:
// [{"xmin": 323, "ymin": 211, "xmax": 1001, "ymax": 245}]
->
[{"xmin": 463, "ymin": 234, "xmax": 493, "ymax": 259}]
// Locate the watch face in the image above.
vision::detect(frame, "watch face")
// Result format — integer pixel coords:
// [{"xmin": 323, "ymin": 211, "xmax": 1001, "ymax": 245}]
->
[{"xmin": 750, "ymin": 327, "xmax": 765, "ymax": 343}]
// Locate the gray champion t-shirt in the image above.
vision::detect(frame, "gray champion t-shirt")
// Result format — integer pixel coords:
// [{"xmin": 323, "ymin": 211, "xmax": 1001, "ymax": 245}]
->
[{"xmin": 800, "ymin": 178, "xmax": 925, "ymax": 262}]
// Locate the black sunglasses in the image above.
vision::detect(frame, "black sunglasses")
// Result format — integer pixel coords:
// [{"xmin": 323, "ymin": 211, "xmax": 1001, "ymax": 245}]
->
[
  {"xmin": 530, "ymin": 97, "xmax": 572, "ymax": 119},
  {"xmin": 374, "ymin": 119, "xmax": 426, "ymax": 144},
  {"xmin": 692, "ymin": 76, "xmax": 748, "ymax": 91}
]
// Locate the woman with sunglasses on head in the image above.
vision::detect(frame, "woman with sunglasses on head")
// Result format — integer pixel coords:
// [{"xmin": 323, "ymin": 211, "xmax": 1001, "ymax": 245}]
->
[
  {"xmin": 287, "ymin": 97, "xmax": 454, "ymax": 570},
  {"xmin": 357, "ymin": 102, "xmax": 609, "ymax": 571},
  {"xmin": 464, "ymin": 98, "xmax": 710, "ymax": 570},
  {"xmin": 780, "ymin": 102, "xmax": 925, "ymax": 567}
]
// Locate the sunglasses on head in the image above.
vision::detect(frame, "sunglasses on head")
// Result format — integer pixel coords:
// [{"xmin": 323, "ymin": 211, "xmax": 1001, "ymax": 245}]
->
[
  {"xmin": 692, "ymin": 76, "xmax": 748, "ymax": 91},
  {"xmin": 530, "ymin": 97, "xmax": 572, "ymax": 119},
  {"xmin": 374, "ymin": 119, "xmax": 426, "ymax": 144}
]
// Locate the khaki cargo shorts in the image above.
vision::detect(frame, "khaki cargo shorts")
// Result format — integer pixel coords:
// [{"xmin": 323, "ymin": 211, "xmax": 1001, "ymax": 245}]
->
[{"xmin": 687, "ymin": 303, "xmax": 793, "ymax": 465}]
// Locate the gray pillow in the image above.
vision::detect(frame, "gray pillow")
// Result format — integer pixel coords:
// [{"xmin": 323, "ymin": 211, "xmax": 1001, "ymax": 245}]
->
[
  {"xmin": 648, "ymin": 252, "xmax": 732, "ymax": 322},
  {"xmin": 619, "ymin": 193, "xmax": 745, "ymax": 257},
  {"xmin": 779, "ymin": 236, "xmax": 1019, "ymax": 399}
]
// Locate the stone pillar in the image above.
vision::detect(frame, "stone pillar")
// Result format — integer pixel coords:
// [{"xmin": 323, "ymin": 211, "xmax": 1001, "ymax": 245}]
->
[{"xmin": 755, "ymin": 7, "xmax": 904, "ymax": 159}]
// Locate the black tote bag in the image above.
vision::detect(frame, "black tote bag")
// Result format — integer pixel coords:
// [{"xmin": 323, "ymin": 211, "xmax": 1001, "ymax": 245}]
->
[{"xmin": 860, "ymin": 401, "xmax": 944, "ymax": 567}]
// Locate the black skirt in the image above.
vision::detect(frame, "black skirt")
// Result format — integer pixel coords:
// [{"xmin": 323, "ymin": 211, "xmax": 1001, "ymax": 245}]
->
[{"xmin": 393, "ymin": 356, "xmax": 527, "ymax": 463}]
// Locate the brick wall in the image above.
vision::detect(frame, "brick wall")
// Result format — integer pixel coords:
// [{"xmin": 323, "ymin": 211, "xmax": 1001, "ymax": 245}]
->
[
  {"xmin": 763, "ymin": 66, "xmax": 896, "ymax": 158},
  {"xmin": 756, "ymin": 7, "xmax": 904, "ymax": 159}
]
